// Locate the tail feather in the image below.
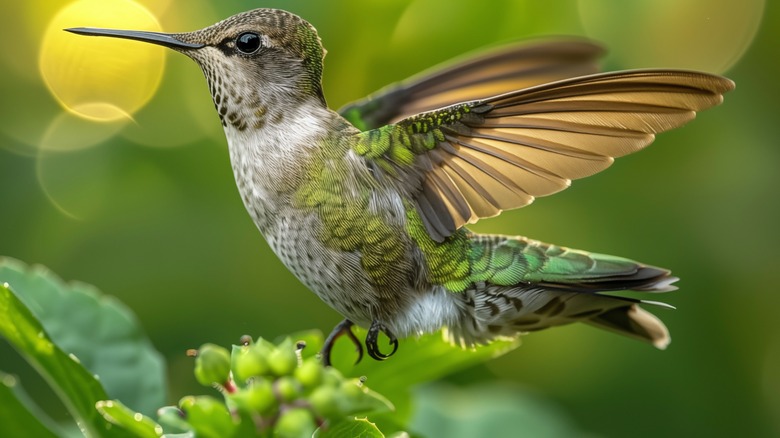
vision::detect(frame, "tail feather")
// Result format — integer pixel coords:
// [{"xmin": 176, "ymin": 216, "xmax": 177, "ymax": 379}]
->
[
  {"xmin": 584, "ymin": 304, "xmax": 671, "ymax": 349},
  {"xmin": 539, "ymin": 265, "xmax": 679, "ymax": 293},
  {"xmin": 468, "ymin": 234, "xmax": 678, "ymax": 292},
  {"xmin": 446, "ymin": 234, "xmax": 677, "ymax": 349}
]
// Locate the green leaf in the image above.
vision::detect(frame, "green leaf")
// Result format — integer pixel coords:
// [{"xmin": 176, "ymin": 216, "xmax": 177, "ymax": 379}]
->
[
  {"xmin": 156, "ymin": 406, "xmax": 193, "ymax": 435},
  {"xmin": 282, "ymin": 327, "xmax": 518, "ymax": 394},
  {"xmin": 410, "ymin": 383, "xmax": 585, "ymax": 438},
  {"xmin": 0, "ymin": 282, "xmax": 129, "ymax": 437},
  {"xmin": 0, "ymin": 256, "xmax": 166, "ymax": 416},
  {"xmin": 333, "ymin": 328, "xmax": 518, "ymax": 402},
  {"xmin": 338, "ymin": 379, "xmax": 395, "ymax": 416},
  {"xmin": 316, "ymin": 417, "xmax": 385, "ymax": 438},
  {"xmin": 331, "ymin": 328, "xmax": 518, "ymax": 435},
  {"xmin": 0, "ymin": 372, "xmax": 59, "ymax": 438},
  {"xmin": 96, "ymin": 400, "xmax": 163, "ymax": 438}
]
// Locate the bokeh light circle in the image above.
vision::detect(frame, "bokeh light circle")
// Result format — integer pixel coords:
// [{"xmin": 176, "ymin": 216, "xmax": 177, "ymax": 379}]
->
[
  {"xmin": 36, "ymin": 147, "xmax": 113, "ymax": 220},
  {"xmin": 39, "ymin": 106, "xmax": 130, "ymax": 152},
  {"xmin": 39, "ymin": 0, "xmax": 166, "ymax": 122},
  {"xmin": 578, "ymin": 0, "xmax": 764, "ymax": 73}
]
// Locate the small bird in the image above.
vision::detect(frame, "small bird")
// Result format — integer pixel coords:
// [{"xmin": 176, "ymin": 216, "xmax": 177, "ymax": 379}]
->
[{"xmin": 66, "ymin": 8, "xmax": 734, "ymax": 365}]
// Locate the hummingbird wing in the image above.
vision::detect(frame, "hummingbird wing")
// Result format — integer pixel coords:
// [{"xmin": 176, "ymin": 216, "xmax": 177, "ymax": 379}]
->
[
  {"xmin": 338, "ymin": 39, "xmax": 604, "ymax": 131},
  {"xmin": 352, "ymin": 70, "xmax": 734, "ymax": 242}
]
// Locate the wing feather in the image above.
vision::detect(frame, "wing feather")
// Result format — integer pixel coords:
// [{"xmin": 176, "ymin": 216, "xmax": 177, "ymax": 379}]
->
[
  {"xmin": 352, "ymin": 70, "xmax": 734, "ymax": 241},
  {"xmin": 440, "ymin": 161, "xmax": 503, "ymax": 218},
  {"xmin": 339, "ymin": 39, "xmax": 605, "ymax": 130}
]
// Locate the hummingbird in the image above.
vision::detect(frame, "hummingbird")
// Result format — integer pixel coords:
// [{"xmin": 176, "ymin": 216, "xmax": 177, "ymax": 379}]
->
[{"xmin": 66, "ymin": 8, "xmax": 733, "ymax": 365}]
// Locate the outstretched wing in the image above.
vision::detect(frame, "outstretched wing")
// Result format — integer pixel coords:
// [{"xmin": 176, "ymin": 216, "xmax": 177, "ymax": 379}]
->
[
  {"xmin": 338, "ymin": 39, "xmax": 604, "ymax": 131},
  {"xmin": 352, "ymin": 70, "xmax": 734, "ymax": 242}
]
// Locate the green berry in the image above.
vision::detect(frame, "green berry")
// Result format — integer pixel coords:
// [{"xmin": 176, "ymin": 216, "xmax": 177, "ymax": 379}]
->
[
  {"xmin": 231, "ymin": 342, "xmax": 270, "ymax": 383},
  {"xmin": 273, "ymin": 408, "xmax": 316, "ymax": 438},
  {"xmin": 321, "ymin": 366, "xmax": 343, "ymax": 388},
  {"xmin": 230, "ymin": 378, "xmax": 276, "ymax": 415},
  {"xmin": 275, "ymin": 376, "xmax": 300, "ymax": 402},
  {"xmin": 194, "ymin": 343, "xmax": 231, "ymax": 387},
  {"xmin": 268, "ymin": 339, "xmax": 297, "ymax": 376},
  {"xmin": 339, "ymin": 379, "xmax": 364, "ymax": 400},
  {"xmin": 308, "ymin": 386, "xmax": 341, "ymax": 419},
  {"xmin": 293, "ymin": 358, "xmax": 323, "ymax": 390}
]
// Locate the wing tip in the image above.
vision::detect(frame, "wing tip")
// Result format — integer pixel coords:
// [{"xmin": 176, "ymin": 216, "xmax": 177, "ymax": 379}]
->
[{"xmin": 633, "ymin": 272, "xmax": 679, "ymax": 292}]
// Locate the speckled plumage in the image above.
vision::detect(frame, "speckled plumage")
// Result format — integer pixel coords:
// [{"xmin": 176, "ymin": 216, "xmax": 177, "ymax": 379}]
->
[{"xmin": 68, "ymin": 8, "xmax": 734, "ymax": 356}]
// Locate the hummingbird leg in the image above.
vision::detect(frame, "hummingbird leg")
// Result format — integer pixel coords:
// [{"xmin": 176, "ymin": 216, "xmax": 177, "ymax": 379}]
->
[
  {"xmin": 366, "ymin": 320, "xmax": 399, "ymax": 361},
  {"xmin": 321, "ymin": 319, "xmax": 363, "ymax": 367}
]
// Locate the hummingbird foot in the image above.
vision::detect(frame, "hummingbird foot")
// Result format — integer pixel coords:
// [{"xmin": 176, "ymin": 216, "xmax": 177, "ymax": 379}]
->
[
  {"xmin": 366, "ymin": 320, "xmax": 399, "ymax": 361},
  {"xmin": 321, "ymin": 319, "xmax": 363, "ymax": 367}
]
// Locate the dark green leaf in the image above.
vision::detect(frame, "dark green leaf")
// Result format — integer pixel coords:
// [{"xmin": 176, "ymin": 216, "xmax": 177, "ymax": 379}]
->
[
  {"xmin": 0, "ymin": 282, "xmax": 130, "ymax": 437},
  {"xmin": 410, "ymin": 383, "xmax": 585, "ymax": 438},
  {"xmin": 0, "ymin": 257, "xmax": 166, "ymax": 416},
  {"xmin": 0, "ymin": 371, "xmax": 59, "ymax": 438}
]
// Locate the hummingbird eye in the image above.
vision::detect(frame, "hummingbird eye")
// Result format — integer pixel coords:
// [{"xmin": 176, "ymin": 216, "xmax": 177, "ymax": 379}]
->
[{"xmin": 235, "ymin": 32, "xmax": 262, "ymax": 54}]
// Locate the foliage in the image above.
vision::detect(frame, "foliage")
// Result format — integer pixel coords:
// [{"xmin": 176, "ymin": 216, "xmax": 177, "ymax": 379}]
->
[
  {"xmin": 0, "ymin": 257, "xmax": 166, "ymax": 416},
  {"xmin": 0, "ymin": 273, "xmax": 126, "ymax": 437},
  {"xmin": 0, "ymin": 258, "xmax": 528, "ymax": 437}
]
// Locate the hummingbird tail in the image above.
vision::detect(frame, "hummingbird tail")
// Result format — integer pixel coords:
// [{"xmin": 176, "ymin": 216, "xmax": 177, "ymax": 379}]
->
[
  {"xmin": 446, "ymin": 285, "xmax": 673, "ymax": 350},
  {"xmin": 444, "ymin": 234, "xmax": 676, "ymax": 349},
  {"xmin": 583, "ymin": 303, "xmax": 670, "ymax": 349}
]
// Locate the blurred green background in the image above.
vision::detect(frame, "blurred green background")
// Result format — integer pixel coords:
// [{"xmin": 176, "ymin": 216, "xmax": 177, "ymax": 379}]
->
[{"xmin": 1, "ymin": 0, "xmax": 777, "ymax": 436}]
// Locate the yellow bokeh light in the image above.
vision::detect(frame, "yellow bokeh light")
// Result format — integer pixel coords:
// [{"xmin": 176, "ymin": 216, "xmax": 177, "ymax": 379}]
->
[
  {"xmin": 578, "ymin": 0, "xmax": 765, "ymax": 73},
  {"xmin": 39, "ymin": 0, "xmax": 166, "ymax": 122}
]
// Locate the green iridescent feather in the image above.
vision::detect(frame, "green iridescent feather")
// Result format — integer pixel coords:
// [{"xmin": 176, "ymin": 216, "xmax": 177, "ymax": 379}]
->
[
  {"xmin": 404, "ymin": 205, "xmax": 662, "ymax": 293},
  {"xmin": 293, "ymin": 135, "xmax": 410, "ymax": 288},
  {"xmin": 466, "ymin": 235, "xmax": 663, "ymax": 291}
]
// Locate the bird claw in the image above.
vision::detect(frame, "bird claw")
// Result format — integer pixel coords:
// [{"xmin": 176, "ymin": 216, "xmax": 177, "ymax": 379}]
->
[
  {"xmin": 321, "ymin": 319, "xmax": 364, "ymax": 367},
  {"xmin": 366, "ymin": 320, "xmax": 398, "ymax": 361},
  {"xmin": 321, "ymin": 319, "xmax": 399, "ymax": 365}
]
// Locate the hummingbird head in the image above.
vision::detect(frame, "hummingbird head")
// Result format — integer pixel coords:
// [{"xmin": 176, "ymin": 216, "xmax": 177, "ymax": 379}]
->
[{"xmin": 67, "ymin": 9, "xmax": 328, "ymax": 130}]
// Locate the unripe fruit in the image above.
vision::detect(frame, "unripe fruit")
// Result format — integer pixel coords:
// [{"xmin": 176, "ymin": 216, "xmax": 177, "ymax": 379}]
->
[
  {"xmin": 231, "ymin": 343, "xmax": 270, "ymax": 383},
  {"xmin": 230, "ymin": 378, "xmax": 276, "ymax": 415},
  {"xmin": 194, "ymin": 344, "xmax": 231, "ymax": 387},
  {"xmin": 339, "ymin": 379, "xmax": 364, "ymax": 400},
  {"xmin": 268, "ymin": 339, "xmax": 297, "ymax": 376},
  {"xmin": 273, "ymin": 408, "xmax": 316, "ymax": 438},
  {"xmin": 321, "ymin": 366, "xmax": 343, "ymax": 388},
  {"xmin": 293, "ymin": 358, "xmax": 323, "ymax": 390},
  {"xmin": 308, "ymin": 386, "xmax": 340, "ymax": 418},
  {"xmin": 275, "ymin": 376, "xmax": 301, "ymax": 402}
]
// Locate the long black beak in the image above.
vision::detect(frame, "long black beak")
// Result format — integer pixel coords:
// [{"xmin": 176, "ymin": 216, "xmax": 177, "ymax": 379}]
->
[{"xmin": 64, "ymin": 28, "xmax": 204, "ymax": 50}]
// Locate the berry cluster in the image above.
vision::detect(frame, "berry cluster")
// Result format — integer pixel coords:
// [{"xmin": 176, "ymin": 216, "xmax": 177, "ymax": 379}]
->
[{"xmin": 158, "ymin": 336, "xmax": 391, "ymax": 437}]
